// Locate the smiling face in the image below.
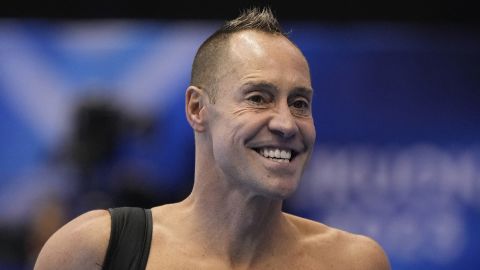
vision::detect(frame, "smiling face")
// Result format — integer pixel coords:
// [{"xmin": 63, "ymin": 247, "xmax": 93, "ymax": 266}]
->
[{"xmin": 203, "ymin": 30, "xmax": 316, "ymax": 199}]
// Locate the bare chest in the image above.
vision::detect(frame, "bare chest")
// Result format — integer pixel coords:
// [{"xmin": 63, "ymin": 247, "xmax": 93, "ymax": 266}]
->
[{"xmin": 145, "ymin": 240, "xmax": 352, "ymax": 270}]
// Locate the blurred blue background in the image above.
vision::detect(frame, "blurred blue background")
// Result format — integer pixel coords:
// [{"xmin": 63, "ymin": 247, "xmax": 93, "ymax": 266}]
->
[{"xmin": 0, "ymin": 17, "xmax": 479, "ymax": 270}]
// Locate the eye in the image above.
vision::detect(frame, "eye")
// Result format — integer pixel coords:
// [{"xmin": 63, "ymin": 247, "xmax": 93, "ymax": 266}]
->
[
  {"xmin": 247, "ymin": 94, "xmax": 267, "ymax": 104},
  {"xmin": 292, "ymin": 99, "xmax": 309, "ymax": 109},
  {"xmin": 289, "ymin": 97, "xmax": 311, "ymax": 116}
]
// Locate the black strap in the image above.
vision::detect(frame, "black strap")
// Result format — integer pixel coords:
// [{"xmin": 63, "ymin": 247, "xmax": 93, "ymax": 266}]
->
[{"xmin": 103, "ymin": 207, "xmax": 153, "ymax": 270}]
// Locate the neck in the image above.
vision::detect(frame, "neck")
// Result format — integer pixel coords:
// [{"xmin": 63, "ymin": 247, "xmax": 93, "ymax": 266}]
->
[{"xmin": 177, "ymin": 171, "xmax": 291, "ymax": 267}]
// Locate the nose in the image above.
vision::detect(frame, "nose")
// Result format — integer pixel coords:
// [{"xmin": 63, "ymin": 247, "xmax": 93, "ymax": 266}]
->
[{"xmin": 268, "ymin": 104, "xmax": 299, "ymax": 139}]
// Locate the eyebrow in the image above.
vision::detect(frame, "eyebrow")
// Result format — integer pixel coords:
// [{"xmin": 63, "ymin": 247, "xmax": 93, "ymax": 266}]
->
[
  {"xmin": 240, "ymin": 81, "xmax": 313, "ymax": 97},
  {"xmin": 291, "ymin": 86, "xmax": 314, "ymax": 99}
]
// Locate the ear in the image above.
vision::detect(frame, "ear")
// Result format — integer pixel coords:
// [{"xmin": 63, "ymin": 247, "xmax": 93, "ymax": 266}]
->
[{"xmin": 185, "ymin": 86, "xmax": 208, "ymax": 132}]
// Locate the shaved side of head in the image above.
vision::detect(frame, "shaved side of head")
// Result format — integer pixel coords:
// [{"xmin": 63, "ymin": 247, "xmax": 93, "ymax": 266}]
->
[{"xmin": 190, "ymin": 7, "xmax": 287, "ymax": 103}]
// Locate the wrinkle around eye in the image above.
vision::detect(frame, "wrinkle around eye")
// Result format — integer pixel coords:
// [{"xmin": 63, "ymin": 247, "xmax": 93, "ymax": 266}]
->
[
  {"xmin": 231, "ymin": 106, "xmax": 267, "ymax": 116},
  {"xmin": 290, "ymin": 108, "xmax": 312, "ymax": 118}
]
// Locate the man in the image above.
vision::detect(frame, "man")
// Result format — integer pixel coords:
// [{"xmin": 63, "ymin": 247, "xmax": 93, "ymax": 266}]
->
[{"xmin": 35, "ymin": 7, "xmax": 391, "ymax": 270}]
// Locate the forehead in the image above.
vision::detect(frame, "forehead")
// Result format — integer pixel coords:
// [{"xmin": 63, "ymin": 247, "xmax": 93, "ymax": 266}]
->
[{"xmin": 219, "ymin": 30, "xmax": 311, "ymax": 91}]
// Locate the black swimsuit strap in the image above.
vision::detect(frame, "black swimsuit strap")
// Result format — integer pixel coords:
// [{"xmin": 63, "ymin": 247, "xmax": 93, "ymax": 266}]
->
[{"xmin": 102, "ymin": 207, "xmax": 152, "ymax": 270}]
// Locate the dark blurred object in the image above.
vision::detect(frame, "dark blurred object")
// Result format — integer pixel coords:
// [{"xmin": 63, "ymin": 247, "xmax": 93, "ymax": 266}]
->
[
  {"xmin": 0, "ymin": 225, "xmax": 27, "ymax": 269},
  {"xmin": 64, "ymin": 96, "xmax": 161, "ymax": 212},
  {"xmin": 70, "ymin": 97, "xmax": 154, "ymax": 168},
  {"xmin": 70, "ymin": 98, "xmax": 123, "ymax": 172},
  {"xmin": 110, "ymin": 165, "xmax": 164, "ymax": 208},
  {"xmin": 60, "ymin": 96, "xmax": 155, "ymax": 191}
]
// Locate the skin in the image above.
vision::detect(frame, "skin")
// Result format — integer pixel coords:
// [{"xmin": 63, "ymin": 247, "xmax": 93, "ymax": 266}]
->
[{"xmin": 34, "ymin": 30, "xmax": 391, "ymax": 270}]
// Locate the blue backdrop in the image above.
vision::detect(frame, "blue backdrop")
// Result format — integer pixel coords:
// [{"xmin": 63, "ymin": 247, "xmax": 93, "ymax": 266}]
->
[{"xmin": 0, "ymin": 20, "xmax": 479, "ymax": 269}]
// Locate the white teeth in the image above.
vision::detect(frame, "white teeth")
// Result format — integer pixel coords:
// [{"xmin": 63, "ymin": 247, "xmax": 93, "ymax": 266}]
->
[
  {"xmin": 257, "ymin": 147, "xmax": 292, "ymax": 162},
  {"xmin": 280, "ymin": 150, "xmax": 291, "ymax": 159}
]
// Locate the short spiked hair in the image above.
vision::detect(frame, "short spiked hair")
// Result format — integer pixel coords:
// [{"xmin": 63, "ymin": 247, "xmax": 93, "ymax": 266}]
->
[{"xmin": 190, "ymin": 7, "xmax": 289, "ymax": 103}]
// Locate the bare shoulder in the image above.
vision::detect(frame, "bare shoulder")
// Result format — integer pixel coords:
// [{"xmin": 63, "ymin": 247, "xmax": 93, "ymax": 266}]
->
[
  {"xmin": 339, "ymin": 231, "xmax": 391, "ymax": 270},
  {"xmin": 34, "ymin": 209, "xmax": 111, "ymax": 270},
  {"xmin": 285, "ymin": 213, "xmax": 391, "ymax": 270}
]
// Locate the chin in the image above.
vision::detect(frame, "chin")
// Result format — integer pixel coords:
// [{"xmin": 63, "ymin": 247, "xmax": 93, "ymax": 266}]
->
[{"xmin": 256, "ymin": 178, "xmax": 300, "ymax": 200}]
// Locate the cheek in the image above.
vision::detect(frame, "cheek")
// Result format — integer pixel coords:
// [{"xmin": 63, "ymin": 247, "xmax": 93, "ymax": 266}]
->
[
  {"xmin": 299, "ymin": 119, "xmax": 316, "ymax": 147},
  {"xmin": 209, "ymin": 116, "xmax": 244, "ymax": 157},
  {"xmin": 218, "ymin": 111, "xmax": 263, "ymax": 142}
]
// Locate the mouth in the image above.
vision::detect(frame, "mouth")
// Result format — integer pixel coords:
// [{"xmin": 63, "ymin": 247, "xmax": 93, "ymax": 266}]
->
[{"xmin": 252, "ymin": 147, "xmax": 298, "ymax": 163}]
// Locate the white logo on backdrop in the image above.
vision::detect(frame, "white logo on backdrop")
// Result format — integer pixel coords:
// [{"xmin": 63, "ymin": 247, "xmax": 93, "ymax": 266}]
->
[{"xmin": 291, "ymin": 143, "xmax": 479, "ymax": 263}]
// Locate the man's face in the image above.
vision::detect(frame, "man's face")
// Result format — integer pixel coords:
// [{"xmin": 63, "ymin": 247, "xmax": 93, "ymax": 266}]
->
[{"xmin": 206, "ymin": 30, "xmax": 316, "ymax": 199}]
